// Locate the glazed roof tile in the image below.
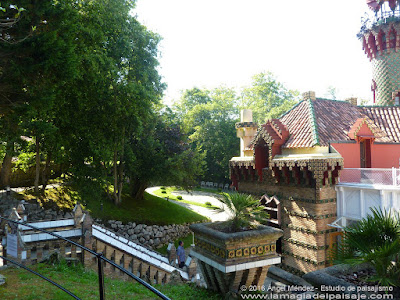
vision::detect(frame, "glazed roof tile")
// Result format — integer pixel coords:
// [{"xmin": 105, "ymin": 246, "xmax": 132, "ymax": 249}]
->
[
  {"xmin": 277, "ymin": 99, "xmax": 398, "ymax": 148},
  {"xmin": 360, "ymin": 106, "xmax": 400, "ymax": 142}
]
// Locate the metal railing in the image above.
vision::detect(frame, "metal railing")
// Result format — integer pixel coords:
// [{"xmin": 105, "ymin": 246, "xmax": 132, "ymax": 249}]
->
[
  {"xmin": 339, "ymin": 168, "xmax": 400, "ymax": 186},
  {"xmin": 0, "ymin": 216, "xmax": 170, "ymax": 300},
  {"xmin": 358, "ymin": 5, "xmax": 400, "ymax": 37}
]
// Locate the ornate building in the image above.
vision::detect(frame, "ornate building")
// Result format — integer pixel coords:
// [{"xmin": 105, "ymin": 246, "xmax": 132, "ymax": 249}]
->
[
  {"xmin": 230, "ymin": 91, "xmax": 400, "ymax": 274},
  {"xmin": 229, "ymin": 0, "xmax": 400, "ymax": 275}
]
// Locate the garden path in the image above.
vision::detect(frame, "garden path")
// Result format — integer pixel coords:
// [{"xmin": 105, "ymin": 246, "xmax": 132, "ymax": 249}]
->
[{"xmin": 146, "ymin": 187, "xmax": 231, "ymax": 222}]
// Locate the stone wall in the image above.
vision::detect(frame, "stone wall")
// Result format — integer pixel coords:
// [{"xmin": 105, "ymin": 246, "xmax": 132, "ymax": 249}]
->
[{"xmin": 102, "ymin": 220, "xmax": 191, "ymax": 249}]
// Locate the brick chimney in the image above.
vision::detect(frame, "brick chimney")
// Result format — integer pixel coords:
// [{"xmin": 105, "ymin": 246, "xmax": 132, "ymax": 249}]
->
[
  {"xmin": 302, "ymin": 91, "xmax": 316, "ymax": 101},
  {"xmin": 346, "ymin": 97, "xmax": 358, "ymax": 106}
]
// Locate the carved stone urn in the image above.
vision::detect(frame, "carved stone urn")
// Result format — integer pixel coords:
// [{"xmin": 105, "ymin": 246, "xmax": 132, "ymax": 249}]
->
[{"xmin": 189, "ymin": 222, "xmax": 283, "ymax": 294}]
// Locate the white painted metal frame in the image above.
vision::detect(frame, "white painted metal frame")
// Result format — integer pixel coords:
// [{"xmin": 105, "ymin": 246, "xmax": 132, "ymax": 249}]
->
[{"xmin": 92, "ymin": 225, "xmax": 189, "ymax": 280}]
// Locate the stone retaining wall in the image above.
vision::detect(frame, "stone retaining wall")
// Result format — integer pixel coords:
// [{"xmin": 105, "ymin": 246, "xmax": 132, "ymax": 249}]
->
[{"xmin": 104, "ymin": 220, "xmax": 191, "ymax": 249}]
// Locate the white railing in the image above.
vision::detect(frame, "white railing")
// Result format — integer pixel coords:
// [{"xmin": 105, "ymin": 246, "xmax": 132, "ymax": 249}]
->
[{"xmin": 339, "ymin": 168, "xmax": 400, "ymax": 186}]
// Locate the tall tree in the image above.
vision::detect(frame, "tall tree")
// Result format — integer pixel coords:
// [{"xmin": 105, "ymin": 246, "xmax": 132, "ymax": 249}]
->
[
  {"xmin": 54, "ymin": 0, "xmax": 165, "ymax": 204},
  {"xmin": 0, "ymin": 0, "xmax": 78, "ymax": 190},
  {"xmin": 240, "ymin": 72, "xmax": 300, "ymax": 124},
  {"xmin": 126, "ymin": 108, "xmax": 205, "ymax": 200},
  {"xmin": 175, "ymin": 87, "xmax": 240, "ymax": 183}
]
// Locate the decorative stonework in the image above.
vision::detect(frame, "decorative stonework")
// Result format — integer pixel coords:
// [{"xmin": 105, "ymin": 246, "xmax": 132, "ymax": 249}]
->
[
  {"xmin": 283, "ymin": 238, "xmax": 328, "ymax": 250},
  {"xmin": 229, "ymin": 159, "xmax": 255, "ymax": 168},
  {"xmin": 282, "ymin": 250, "xmax": 326, "ymax": 266},
  {"xmin": 235, "ymin": 122, "xmax": 258, "ymax": 129},
  {"xmin": 285, "ymin": 224, "xmax": 337, "ymax": 235},
  {"xmin": 285, "ymin": 210, "xmax": 337, "ymax": 220},
  {"xmin": 190, "ymin": 222, "xmax": 282, "ymax": 294},
  {"xmin": 194, "ymin": 237, "xmax": 276, "ymax": 259}
]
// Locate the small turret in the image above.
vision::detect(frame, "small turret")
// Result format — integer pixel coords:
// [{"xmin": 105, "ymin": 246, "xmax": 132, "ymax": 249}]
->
[{"xmin": 236, "ymin": 110, "xmax": 258, "ymax": 157}]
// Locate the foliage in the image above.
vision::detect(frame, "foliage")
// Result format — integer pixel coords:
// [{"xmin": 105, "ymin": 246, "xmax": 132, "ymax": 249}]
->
[
  {"xmin": 0, "ymin": 2, "xmax": 30, "ymax": 44},
  {"xmin": 335, "ymin": 208, "xmax": 400, "ymax": 287},
  {"xmin": 1, "ymin": 0, "xmax": 194, "ymax": 201},
  {"xmin": 12, "ymin": 151, "xmax": 35, "ymax": 172},
  {"xmin": 18, "ymin": 186, "xmax": 208, "ymax": 225},
  {"xmin": 324, "ymin": 85, "xmax": 338, "ymax": 100},
  {"xmin": 125, "ymin": 109, "xmax": 205, "ymax": 200},
  {"xmin": 215, "ymin": 192, "xmax": 268, "ymax": 232},
  {"xmin": 174, "ymin": 87, "xmax": 239, "ymax": 183},
  {"xmin": 240, "ymin": 72, "xmax": 300, "ymax": 123},
  {"xmin": 174, "ymin": 73, "xmax": 299, "ymax": 184}
]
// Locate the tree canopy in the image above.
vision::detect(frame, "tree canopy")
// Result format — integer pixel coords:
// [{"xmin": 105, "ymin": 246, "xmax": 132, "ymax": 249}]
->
[
  {"xmin": 174, "ymin": 73, "xmax": 299, "ymax": 184},
  {"xmin": 240, "ymin": 72, "xmax": 300, "ymax": 124},
  {"xmin": 0, "ymin": 0, "xmax": 203, "ymax": 202},
  {"xmin": 1, "ymin": 1, "xmax": 299, "ymax": 202}
]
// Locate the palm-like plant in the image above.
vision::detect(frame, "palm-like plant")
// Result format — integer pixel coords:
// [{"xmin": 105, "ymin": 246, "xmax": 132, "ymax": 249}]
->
[
  {"xmin": 215, "ymin": 192, "xmax": 268, "ymax": 232},
  {"xmin": 335, "ymin": 208, "xmax": 400, "ymax": 287}
]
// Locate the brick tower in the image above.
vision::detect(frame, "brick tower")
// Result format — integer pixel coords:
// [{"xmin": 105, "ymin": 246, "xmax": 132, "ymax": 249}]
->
[{"xmin": 360, "ymin": 0, "xmax": 400, "ymax": 105}]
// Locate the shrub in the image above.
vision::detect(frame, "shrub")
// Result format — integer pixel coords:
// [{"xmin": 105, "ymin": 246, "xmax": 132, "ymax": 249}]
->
[
  {"xmin": 335, "ymin": 208, "xmax": 400, "ymax": 287},
  {"xmin": 177, "ymin": 195, "xmax": 183, "ymax": 200},
  {"xmin": 205, "ymin": 201, "xmax": 212, "ymax": 206},
  {"xmin": 161, "ymin": 190, "xmax": 167, "ymax": 194},
  {"xmin": 160, "ymin": 186, "xmax": 166, "ymax": 190},
  {"xmin": 215, "ymin": 192, "xmax": 268, "ymax": 232}
]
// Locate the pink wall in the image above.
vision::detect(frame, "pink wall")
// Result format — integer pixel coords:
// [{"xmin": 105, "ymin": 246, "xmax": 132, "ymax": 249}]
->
[
  {"xmin": 331, "ymin": 143, "xmax": 360, "ymax": 168},
  {"xmin": 371, "ymin": 144, "xmax": 400, "ymax": 168},
  {"xmin": 331, "ymin": 142, "xmax": 400, "ymax": 168}
]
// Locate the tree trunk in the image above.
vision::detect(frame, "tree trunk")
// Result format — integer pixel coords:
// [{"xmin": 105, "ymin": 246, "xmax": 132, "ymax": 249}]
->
[
  {"xmin": 130, "ymin": 179, "xmax": 147, "ymax": 200},
  {"xmin": 113, "ymin": 149, "xmax": 119, "ymax": 205},
  {"xmin": 0, "ymin": 141, "xmax": 14, "ymax": 189},
  {"xmin": 41, "ymin": 152, "xmax": 51, "ymax": 193},
  {"xmin": 34, "ymin": 138, "xmax": 40, "ymax": 194},
  {"xmin": 113, "ymin": 126, "xmax": 126, "ymax": 205},
  {"xmin": 117, "ymin": 130, "xmax": 125, "ymax": 204}
]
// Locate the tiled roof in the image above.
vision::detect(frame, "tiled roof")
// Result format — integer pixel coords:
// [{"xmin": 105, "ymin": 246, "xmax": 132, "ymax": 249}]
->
[
  {"xmin": 277, "ymin": 98, "xmax": 398, "ymax": 148},
  {"xmin": 360, "ymin": 106, "xmax": 400, "ymax": 142},
  {"xmin": 279, "ymin": 100, "xmax": 316, "ymax": 148}
]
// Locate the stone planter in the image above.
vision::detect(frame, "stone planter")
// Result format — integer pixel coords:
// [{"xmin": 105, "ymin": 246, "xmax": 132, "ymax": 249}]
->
[{"xmin": 189, "ymin": 222, "xmax": 283, "ymax": 294}]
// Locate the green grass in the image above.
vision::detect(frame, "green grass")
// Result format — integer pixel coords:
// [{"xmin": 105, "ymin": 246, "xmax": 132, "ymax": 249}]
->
[
  {"xmin": 153, "ymin": 187, "xmax": 219, "ymax": 209},
  {"xmin": 0, "ymin": 261, "xmax": 222, "ymax": 300},
  {"xmin": 18, "ymin": 185, "xmax": 208, "ymax": 225}
]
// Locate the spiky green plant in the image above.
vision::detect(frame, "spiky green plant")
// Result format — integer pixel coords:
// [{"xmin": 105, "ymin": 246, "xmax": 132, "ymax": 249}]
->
[
  {"xmin": 215, "ymin": 192, "xmax": 268, "ymax": 232},
  {"xmin": 335, "ymin": 208, "xmax": 400, "ymax": 287}
]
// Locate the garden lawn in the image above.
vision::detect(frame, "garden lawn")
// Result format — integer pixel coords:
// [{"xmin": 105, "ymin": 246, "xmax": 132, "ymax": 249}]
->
[
  {"xmin": 0, "ymin": 262, "xmax": 221, "ymax": 300},
  {"xmin": 153, "ymin": 187, "xmax": 219, "ymax": 209},
  {"xmin": 18, "ymin": 186, "xmax": 208, "ymax": 225}
]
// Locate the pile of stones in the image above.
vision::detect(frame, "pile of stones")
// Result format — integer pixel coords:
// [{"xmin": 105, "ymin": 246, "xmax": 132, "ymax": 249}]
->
[
  {"xmin": 0, "ymin": 194, "xmax": 72, "ymax": 222},
  {"xmin": 103, "ymin": 219, "xmax": 191, "ymax": 249}
]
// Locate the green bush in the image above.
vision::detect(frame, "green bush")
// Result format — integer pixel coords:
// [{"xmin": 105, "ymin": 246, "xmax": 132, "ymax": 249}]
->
[
  {"xmin": 216, "ymin": 192, "xmax": 269, "ymax": 232},
  {"xmin": 205, "ymin": 201, "xmax": 212, "ymax": 206},
  {"xmin": 161, "ymin": 190, "xmax": 167, "ymax": 194},
  {"xmin": 160, "ymin": 186, "xmax": 166, "ymax": 190},
  {"xmin": 335, "ymin": 208, "xmax": 400, "ymax": 287},
  {"xmin": 177, "ymin": 195, "xmax": 183, "ymax": 200}
]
